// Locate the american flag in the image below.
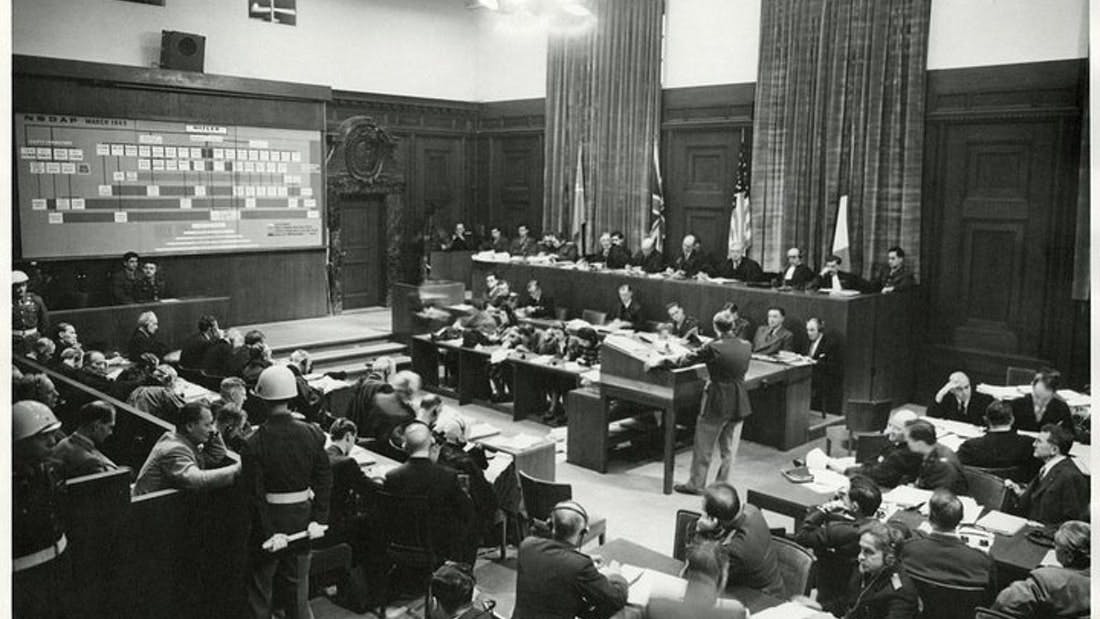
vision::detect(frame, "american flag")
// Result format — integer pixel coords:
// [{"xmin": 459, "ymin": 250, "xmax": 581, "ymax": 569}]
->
[{"xmin": 728, "ymin": 144, "xmax": 752, "ymax": 258}]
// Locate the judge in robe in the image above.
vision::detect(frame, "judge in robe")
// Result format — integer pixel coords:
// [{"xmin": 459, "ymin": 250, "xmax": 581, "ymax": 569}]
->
[
  {"xmin": 779, "ymin": 247, "xmax": 815, "ymax": 289},
  {"xmin": 718, "ymin": 242, "xmax": 764, "ymax": 282},
  {"xmin": 589, "ymin": 233, "xmax": 630, "ymax": 269},
  {"xmin": 646, "ymin": 310, "xmax": 753, "ymax": 495},
  {"xmin": 631, "ymin": 237, "xmax": 665, "ymax": 273},
  {"xmin": 804, "ymin": 317, "xmax": 842, "ymax": 416},
  {"xmin": 809, "ymin": 255, "xmax": 865, "ymax": 292},
  {"xmin": 669, "ymin": 234, "xmax": 712, "ymax": 278}
]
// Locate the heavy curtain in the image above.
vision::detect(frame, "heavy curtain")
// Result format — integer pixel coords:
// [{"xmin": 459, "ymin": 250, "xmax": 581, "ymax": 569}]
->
[
  {"xmin": 543, "ymin": 0, "xmax": 663, "ymax": 252},
  {"xmin": 750, "ymin": 0, "xmax": 931, "ymax": 277}
]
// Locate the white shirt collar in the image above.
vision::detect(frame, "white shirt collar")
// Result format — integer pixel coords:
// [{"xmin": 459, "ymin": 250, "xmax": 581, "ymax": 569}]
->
[{"xmin": 1041, "ymin": 455, "xmax": 1067, "ymax": 477}]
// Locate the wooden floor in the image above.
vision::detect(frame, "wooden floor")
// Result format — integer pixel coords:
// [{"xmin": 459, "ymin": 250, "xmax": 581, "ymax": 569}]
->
[{"xmin": 235, "ymin": 307, "xmax": 392, "ymax": 352}]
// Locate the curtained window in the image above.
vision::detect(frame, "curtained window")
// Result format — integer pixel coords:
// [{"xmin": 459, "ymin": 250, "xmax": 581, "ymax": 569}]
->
[
  {"xmin": 750, "ymin": 0, "xmax": 931, "ymax": 278},
  {"xmin": 543, "ymin": 0, "xmax": 663, "ymax": 253}
]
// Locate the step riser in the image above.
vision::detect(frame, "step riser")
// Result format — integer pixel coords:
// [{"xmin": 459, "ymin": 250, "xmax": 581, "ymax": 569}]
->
[
  {"xmin": 269, "ymin": 333, "xmax": 392, "ymax": 356},
  {"xmin": 294, "ymin": 344, "xmax": 407, "ymax": 365}
]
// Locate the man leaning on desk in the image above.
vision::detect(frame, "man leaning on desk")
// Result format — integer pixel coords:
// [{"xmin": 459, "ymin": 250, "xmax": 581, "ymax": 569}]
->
[{"xmin": 928, "ymin": 371, "xmax": 994, "ymax": 425}]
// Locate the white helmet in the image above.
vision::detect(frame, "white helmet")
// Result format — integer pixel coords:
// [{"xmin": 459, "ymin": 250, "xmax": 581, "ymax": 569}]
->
[
  {"xmin": 13, "ymin": 400, "xmax": 61, "ymax": 441},
  {"xmin": 254, "ymin": 365, "xmax": 297, "ymax": 401},
  {"xmin": 12, "ymin": 270, "xmax": 29, "ymax": 285}
]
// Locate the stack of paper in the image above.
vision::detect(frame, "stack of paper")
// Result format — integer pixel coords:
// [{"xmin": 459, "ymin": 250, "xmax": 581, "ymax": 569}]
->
[
  {"xmin": 1057, "ymin": 389, "xmax": 1091, "ymax": 408},
  {"xmin": 959, "ymin": 496, "xmax": 983, "ymax": 524},
  {"xmin": 882, "ymin": 486, "xmax": 933, "ymax": 508},
  {"xmin": 976, "ymin": 510, "xmax": 1030, "ymax": 536},
  {"xmin": 467, "ymin": 423, "xmax": 501, "ymax": 441},
  {"xmin": 976, "ymin": 383, "xmax": 1029, "ymax": 401},
  {"xmin": 623, "ymin": 565, "xmax": 688, "ymax": 606}
]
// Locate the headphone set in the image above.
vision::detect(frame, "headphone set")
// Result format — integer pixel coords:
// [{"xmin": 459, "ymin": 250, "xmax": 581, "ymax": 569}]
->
[{"xmin": 552, "ymin": 500, "xmax": 590, "ymax": 535}]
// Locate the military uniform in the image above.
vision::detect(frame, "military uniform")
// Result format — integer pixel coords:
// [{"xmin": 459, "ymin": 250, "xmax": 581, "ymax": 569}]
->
[
  {"xmin": 243, "ymin": 414, "xmax": 332, "ymax": 619},
  {"xmin": 13, "ymin": 460, "xmax": 71, "ymax": 618},
  {"xmin": 13, "ymin": 292, "xmax": 49, "ymax": 356}
]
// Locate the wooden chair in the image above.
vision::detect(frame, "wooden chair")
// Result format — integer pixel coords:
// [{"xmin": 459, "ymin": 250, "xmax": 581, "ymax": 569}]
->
[
  {"xmin": 854, "ymin": 433, "xmax": 890, "ymax": 464},
  {"xmin": 1005, "ymin": 366, "xmax": 1036, "ymax": 386},
  {"xmin": 909, "ymin": 574, "xmax": 990, "ymax": 619},
  {"xmin": 198, "ymin": 370, "xmax": 227, "ymax": 392},
  {"xmin": 770, "ymin": 536, "xmax": 815, "ymax": 598},
  {"xmin": 962, "ymin": 466, "xmax": 1010, "ymax": 511},
  {"xmin": 672, "ymin": 509, "xmax": 702, "ymax": 561},
  {"xmin": 308, "ymin": 542, "xmax": 353, "ymax": 599},
  {"xmin": 518, "ymin": 471, "xmax": 606, "ymax": 547},
  {"xmin": 581, "ymin": 309, "xmax": 607, "ymax": 326},
  {"xmin": 827, "ymin": 399, "xmax": 893, "ymax": 455}
]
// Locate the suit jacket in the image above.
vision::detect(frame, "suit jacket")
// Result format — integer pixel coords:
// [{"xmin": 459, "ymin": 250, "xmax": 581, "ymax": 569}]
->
[
  {"xmin": 673, "ymin": 251, "xmax": 712, "ymax": 277},
  {"xmin": 915, "ymin": 443, "xmax": 968, "ymax": 495},
  {"xmin": 901, "ymin": 532, "xmax": 994, "ymax": 590},
  {"xmin": 510, "ymin": 236, "xmax": 539, "ymax": 257},
  {"xmin": 781, "ymin": 264, "xmax": 815, "ymax": 289},
  {"xmin": 877, "ymin": 266, "xmax": 916, "ymax": 292},
  {"xmin": 720, "ymin": 256, "xmax": 764, "ymax": 282},
  {"xmin": 804, "ymin": 334, "xmax": 842, "ymax": 414},
  {"xmin": 671, "ymin": 316, "xmax": 700, "ymax": 339},
  {"xmin": 325, "ymin": 447, "xmax": 376, "ymax": 545},
  {"xmin": 697, "ymin": 504, "xmax": 784, "ymax": 597},
  {"xmin": 1015, "ymin": 458, "xmax": 1090, "ymax": 525},
  {"xmin": 631, "ymin": 249, "xmax": 665, "ymax": 273},
  {"xmin": 1010, "ymin": 395, "xmax": 1074, "ymax": 435},
  {"xmin": 592, "ymin": 245, "xmax": 630, "ymax": 269},
  {"xmin": 554, "ymin": 242, "xmax": 579, "ymax": 262},
  {"xmin": 518, "ymin": 294, "xmax": 556, "ymax": 319},
  {"xmin": 51, "ymin": 431, "xmax": 119, "ymax": 480},
  {"xmin": 127, "ymin": 328, "xmax": 169, "ymax": 361},
  {"xmin": 810, "ymin": 269, "xmax": 865, "ymax": 292},
  {"xmin": 993, "ymin": 566, "xmax": 1091, "ymax": 619},
  {"xmin": 200, "ymin": 339, "xmax": 234, "ymax": 375},
  {"xmin": 674, "ymin": 335, "xmax": 752, "ymax": 423},
  {"xmin": 383, "ymin": 456, "xmax": 475, "ymax": 561},
  {"xmin": 752, "ymin": 325, "xmax": 793, "ymax": 355},
  {"xmin": 512, "ymin": 536, "xmax": 629, "ymax": 619},
  {"xmin": 928, "ymin": 391, "xmax": 994, "ymax": 425},
  {"xmin": 957, "ymin": 430, "xmax": 1035, "ymax": 473},
  {"xmin": 363, "ymin": 392, "xmax": 416, "ymax": 443},
  {"xmin": 646, "ymin": 590, "xmax": 746, "ymax": 619},
  {"xmin": 179, "ymin": 332, "xmax": 213, "ymax": 369},
  {"xmin": 847, "ymin": 441, "xmax": 923, "ymax": 488},
  {"xmin": 608, "ymin": 300, "xmax": 643, "ymax": 325}
]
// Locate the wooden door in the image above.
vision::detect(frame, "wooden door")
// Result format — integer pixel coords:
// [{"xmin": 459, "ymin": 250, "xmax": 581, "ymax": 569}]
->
[
  {"xmin": 340, "ymin": 196, "xmax": 386, "ymax": 309},
  {"xmin": 665, "ymin": 128, "xmax": 741, "ymax": 262},
  {"xmin": 928, "ymin": 122, "xmax": 1058, "ymax": 378},
  {"xmin": 491, "ymin": 135, "xmax": 543, "ymax": 236}
]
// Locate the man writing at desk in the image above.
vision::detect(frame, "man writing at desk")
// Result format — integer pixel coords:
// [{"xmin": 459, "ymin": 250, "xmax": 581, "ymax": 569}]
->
[{"xmin": 607, "ymin": 284, "xmax": 642, "ymax": 328}]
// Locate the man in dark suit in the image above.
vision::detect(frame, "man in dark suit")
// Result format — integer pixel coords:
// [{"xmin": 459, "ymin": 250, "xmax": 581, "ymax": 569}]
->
[
  {"xmin": 128, "ymin": 311, "xmax": 169, "ymax": 361},
  {"xmin": 875, "ymin": 246, "xmax": 916, "ymax": 293},
  {"xmin": 794, "ymin": 475, "xmax": 881, "ymax": 608},
  {"xmin": 780, "ymin": 247, "xmax": 814, "ymax": 289},
  {"xmin": 901, "ymin": 489, "xmax": 994, "ymax": 590},
  {"xmin": 1005, "ymin": 424, "xmax": 1089, "ymax": 525},
  {"xmin": 957, "ymin": 400, "xmax": 1035, "ymax": 477},
  {"xmin": 445, "ymin": 222, "xmax": 471, "ymax": 251},
  {"xmin": 179, "ymin": 314, "xmax": 221, "ymax": 369},
  {"xmin": 362, "ymin": 371, "xmax": 420, "ymax": 460},
  {"xmin": 905, "ymin": 418, "xmax": 968, "ymax": 495},
  {"xmin": 810, "ymin": 255, "xmax": 865, "ymax": 292},
  {"xmin": 752, "ymin": 306, "xmax": 793, "ymax": 355},
  {"xmin": 928, "ymin": 371, "xmax": 994, "ymax": 425},
  {"xmin": 384, "ymin": 421, "xmax": 475, "ymax": 563},
  {"xmin": 484, "ymin": 226, "xmax": 510, "ymax": 253},
  {"xmin": 831, "ymin": 409, "xmax": 923, "ymax": 488},
  {"xmin": 1010, "ymin": 369, "xmax": 1075, "ymax": 435},
  {"xmin": 513, "ymin": 500, "xmax": 629, "ymax": 619},
  {"xmin": 631, "ymin": 237, "xmax": 665, "ymax": 273},
  {"xmin": 510, "ymin": 224, "xmax": 539, "ymax": 257},
  {"xmin": 803, "ymin": 317, "xmax": 842, "ymax": 415},
  {"xmin": 669, "ymin": 234, "xmax": 712, "ymax": 278},
  {"xmin": 688, "ymin": 483, "xmax": 784, "ymax": 597},
  {"xmin": 590, "ymin": 233, "xmax": 630, "ymax": 269},
  {"xmin": 647, "ymin": 310, "xmax": 752, "ymax": 494},
  {"xmin": 665, "ymin": 301, "xmax": 700, "ymax": 340},
  {"xmin": 993, "ymin": 520, "xmax": 1091, "ymax": 618},
  {"xmin": 515, "ymin": 279, "xmax": 556, "ymax": 319},
  {"xmin": 322, "ymin": 419, "xmax": 376, "ymax": 562},
  {"xmin": 607, "ymin": 284, "xmax": 643, "ymax": 327}
]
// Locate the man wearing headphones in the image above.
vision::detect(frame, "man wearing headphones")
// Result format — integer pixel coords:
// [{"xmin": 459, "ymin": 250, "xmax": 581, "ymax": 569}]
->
[
  {"xmin": 513, "ymin": 500, "xmax": 629, "ymax": 619},
  {"xmin": 689, "ymin": 483, "xmax": 784, "ymax": 597},
  {"xmin": 242, "ymin": 365, "xmax": 332, "ymax": 619},
  {"xmin": 427, "ymin": 562, "xmax": 495, "ymax": 619}
]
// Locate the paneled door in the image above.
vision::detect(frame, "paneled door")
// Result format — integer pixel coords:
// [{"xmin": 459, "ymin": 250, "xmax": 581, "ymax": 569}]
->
[
  {"xmin": 339, "ymin": 196, "xmax": 386, "ymax": 309},
  {"xmin": 665, "ymin": 128, "xmax": 741, "ymax": 262},
  {"xmin": 928, "ymin": 122, "xmax": 1057, "ymax": 376}
]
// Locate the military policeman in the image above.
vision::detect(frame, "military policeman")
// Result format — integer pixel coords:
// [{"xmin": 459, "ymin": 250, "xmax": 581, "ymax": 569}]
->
[
  {"xmin": 13, "ymin": 270, "xmax": 49, "ymax": 356},
  {"xmin": 243, "ymin": 365, "xmax": 332, "ymax": 619},
  {"xmin": 13, "ymin": 400, "xmax": 70, "ymax": 618}
]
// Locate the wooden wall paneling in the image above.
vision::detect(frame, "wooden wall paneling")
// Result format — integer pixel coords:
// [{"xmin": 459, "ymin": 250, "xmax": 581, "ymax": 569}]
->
[
  {"xmin": 665, "ymin": 128, "xmax": 740, "ymax": 260},
  {"xmin": 477, "ymin": 99, "xmax": 545, "ymax": 239},
  {"xmin": 921, "ymin": 59, "xmax": 1085, "ymax": 390}
]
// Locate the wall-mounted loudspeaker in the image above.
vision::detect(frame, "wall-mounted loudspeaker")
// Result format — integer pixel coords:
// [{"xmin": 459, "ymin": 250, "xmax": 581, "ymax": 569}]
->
[{"xmin": 160, "ymin": 30, "xmax": 205, "ymax": 72}]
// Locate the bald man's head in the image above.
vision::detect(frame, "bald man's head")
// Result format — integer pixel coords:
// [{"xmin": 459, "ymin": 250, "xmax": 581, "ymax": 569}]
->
[
  {"xmin": 885, "ymin": 408, "xmax": 918, "ymax": 443},
  {"xmin": 403, "ymin": 422, "xmax": 434, "ymax": 457},
  {"xmin": 551, "ymin": 501, "xmax": 589, "ymax": 544},
  {"xmin": 948, "ymin": 371, "xmax": 972, "ymax": 401},
  {"xmin": 641, "ymin": 237, "xmax": 655, "ymax": 253}
]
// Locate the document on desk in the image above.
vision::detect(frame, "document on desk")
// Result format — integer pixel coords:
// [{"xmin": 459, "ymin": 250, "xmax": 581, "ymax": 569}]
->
[
  {"xmin": 751, "ymin": 602, "xmax": 824, "ymax": 619},
  {"xmin": 347, "ymin": 445, "xmax": 376, "ymax": 467},
  {"xmin": 976, "ymin": 510, "xmax": 1029, "ymax": 536},
  {"xmin": 467, "ymin": 423, "xmax": 501, "ymax": 441},
  {"xmin": 977, "ymin": 383, "xmax": 1029, "ymax": 400},
  {"xmin": 623, "ymin": 565, "xmax": 687, "ymax": 606},
  {"xmin": 938, "ymin": 434, "xmax": 966, "ymax": 452},
  {"xmin": 882, "ymin": 486, "xmax": 933, "ymax": 508},
  {"xmin": 959, "ymin": 496, "xmax": 983, "ymax": 524}
]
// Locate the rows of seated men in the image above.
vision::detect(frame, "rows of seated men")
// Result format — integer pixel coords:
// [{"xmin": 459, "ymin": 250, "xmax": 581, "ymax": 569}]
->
[{"xmin": 443, "ymin": 221, "xmax": 916, "ymax": 293}]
